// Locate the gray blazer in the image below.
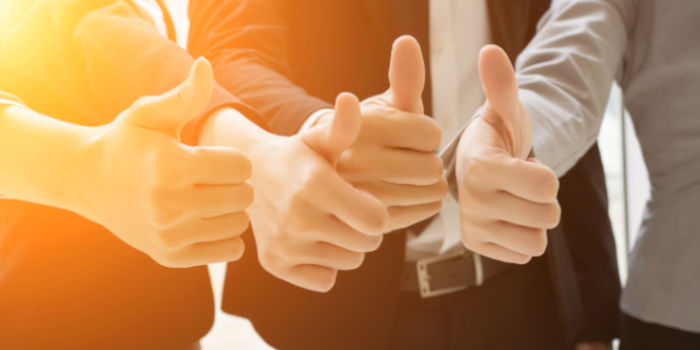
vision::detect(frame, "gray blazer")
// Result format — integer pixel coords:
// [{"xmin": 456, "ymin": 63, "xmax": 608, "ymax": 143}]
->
[{"xmin": 447, "ymin": 0, "xmax": 700, "ymax": 333}]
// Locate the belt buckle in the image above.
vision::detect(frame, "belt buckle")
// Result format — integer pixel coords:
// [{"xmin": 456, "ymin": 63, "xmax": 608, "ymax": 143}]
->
[{"xmin": 415, "ymin": 251, "xmax": 485, "ymax": 298}]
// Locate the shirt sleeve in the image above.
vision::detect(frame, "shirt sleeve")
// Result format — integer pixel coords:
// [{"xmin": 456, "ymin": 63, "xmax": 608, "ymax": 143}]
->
[
  {"xmin": 514, "ymin": 0, "xmax": 635, "ymax": 176},
  {"xmin": 188, "ymin": 0, "xmax": 332, "ymax": 135}
]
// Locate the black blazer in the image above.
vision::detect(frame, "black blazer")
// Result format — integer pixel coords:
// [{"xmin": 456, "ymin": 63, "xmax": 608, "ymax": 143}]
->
[{"xmin": 188, "ymin": 0, "xmax": 621, "ymax": 348}]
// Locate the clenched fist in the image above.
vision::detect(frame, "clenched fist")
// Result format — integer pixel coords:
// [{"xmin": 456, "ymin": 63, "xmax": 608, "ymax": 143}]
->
[
  {"xmin": 80, "ymin": 58, "xmax": 253, "ymax": 267},
  {"xmin": 456, "ymin": 45, "xmax": 561, "ymax": 264}
]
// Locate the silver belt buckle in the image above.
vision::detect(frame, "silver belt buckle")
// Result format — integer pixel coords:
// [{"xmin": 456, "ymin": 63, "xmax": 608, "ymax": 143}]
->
[{"xmin": 415, "ymin": 251, "xmax": 485, "ymax": 298}]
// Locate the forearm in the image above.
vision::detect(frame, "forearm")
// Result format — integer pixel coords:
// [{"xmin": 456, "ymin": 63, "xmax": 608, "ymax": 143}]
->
[
  {"xmin": 514, "ymin": 0, "xmax": 633, "ymax": 176},
  {"xmin": 0, "ymin": 105, "xmax": 95, "ymax": 211},
  {"xmin": 198, "ymin": 107, "xmax": 275, "ymax": 155},
  {"xmin": 188, "ymin": 0, "xmax": 330, "ymax": 135}
]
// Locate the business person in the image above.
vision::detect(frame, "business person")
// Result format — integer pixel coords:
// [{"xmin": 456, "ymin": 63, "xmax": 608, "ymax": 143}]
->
[
  {"xmin": 188, "ymin": 0, "xmax": 620, "ymax": 349},
  {"xmin": 0, "ymin": 1, "xmax": 406, "ymax": 348},
  {"xmin": 457, "ymin": 0, "xmax": 700, "ymax": 349}
]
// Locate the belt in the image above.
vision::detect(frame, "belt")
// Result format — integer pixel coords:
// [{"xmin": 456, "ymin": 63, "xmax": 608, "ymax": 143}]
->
[{"xmin": 400, "ymin": 250, "xmax": 512, "ymax": 298}]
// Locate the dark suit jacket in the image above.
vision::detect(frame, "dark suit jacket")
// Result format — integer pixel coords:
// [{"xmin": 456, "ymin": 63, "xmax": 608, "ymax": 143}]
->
[
  {"xmin": 188, "ymin": 0, "xmax": 621, "ymax": 348},
  {"xmin": 0, "ymin": 1, "xmax": 263, "ymax": 349}
]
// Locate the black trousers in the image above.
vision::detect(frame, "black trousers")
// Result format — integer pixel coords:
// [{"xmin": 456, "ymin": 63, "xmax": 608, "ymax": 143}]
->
[
  {"xmin": 387, "ymin": 256, "xmax": 567, "ymax": 350},
  {"xmin": 620, "ymin": 313, "xmax": 700, "ymax": 350}
]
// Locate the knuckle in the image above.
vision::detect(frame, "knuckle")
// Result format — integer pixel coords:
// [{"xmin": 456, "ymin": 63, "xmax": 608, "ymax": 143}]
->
[
  {"xmin": 238, "ymin": 155, "xmax": 253, "ymax": 180},
  {"xmin": 151, "ymin": 229, "xmax": 181, "ymax": 250},
  {"xmin": 130, "ymin": 96, "xmax": 156, "ymax": 112},
  {"xmin": 532, "ymin": 230, "xmax": 548, "ymax": 256},
  {"xmin": 461, "ymin": 155, "xmax": 490, "ymax": 183},
  {"xmin": 436, "ymin": 178, "xmax": 449, "ymax": 197},
  {"xmin": 259, "ymin": 248, "xmax": 282, "ymax": 271},
  {"xmin": 337, "ymin": 148, "xmax": 366, "ymax": 177},
  {"xmin": 460, "ymin": 227, "xmax": 480, "ymax": 249},
  {"xmin": 459, "ymin": 192, "xmax": 486, "ymax": 217},
  {"xmin": 153, "ymin": 251, "xmax": 181, "ymax": 268},
  {"xmin": 421, "ymin": 119, "xmax": 442, "ymax": 151},
  {"xmin": 316, "ymin": 270, "xmax": 338, "ymax": 293},
  {"xmin": 275, "ymin": 239, "xmax": 298, "ymax": 262},
  {"xmin": 424, "ymin": 119, "xmax": 443, "ymax": 150},
  {"xmin": 229, "ymin": 212, "xmax": 251, "ymax": 234},
  {"xmin": 222, "ymin": 149, "xmax": 253, "ymax": 180},
  {"xmin": 365, "ymin": 210, "xmax": 389, "ymax": 235},
  {"xmin": 543, "ymin": 203, "xmax": 561, "ymax": 228},
  {"xmin": 150, "ymin": 205, "xmax": 179, "ymax": 230},
  {"xmin": 287, "ymin": 194, "xmax": 311, "ymax": 217},
  {"xmin": 237, "ymin": 183, "xmax": 255, "ymax": 208},
  {"xmin": 364, "ymin": 235, "xmax": 384, "ymax": 252},
  {"xmin": 303, "ymin": 166, "xmax": 327, "ymax": 190},
  {"xmin": 538, "ymin": 169, "xmax": 560, "ymax": 200},
  {"xmin": 426, "ymin": 200, "xmax": 443, "ymax": 216},
  {"xmin": 241, "ymin": 183, "xmax": 255, "ymax": 207},
  {"xmin": 427, "ymin": 156, "xmax": 444, "ymax": 180},
  {"xmin": 514, "ymin": 255, "xmax": 533, "ymax": 265},
  {"xmin": 347, "ymin": 253, "xmax": 366, "ymax": 270},
  {"xmin": 226, "ymin": 238, "xmax": 246, "ymax": 261}
]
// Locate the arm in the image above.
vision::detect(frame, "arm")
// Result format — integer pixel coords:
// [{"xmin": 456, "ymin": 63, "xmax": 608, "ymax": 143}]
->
[
  {"xmin": 188, "ymin": 0, "xmax": 330, "ymax": 135},
  {"xmin": 454, "ymin": 0, "xmax": 634, "ymax": 263},
  {"xmin": 0, "ymin": 99, "xmax": 93, "ymax": 208},
  {"xmin": 2, "ymin": 0, "xmax": 389, "ymax": 291},
  {"xmin": 0, "ymin": 62, "xmax": 252, "ymax": 267},
  {"xmin": 189, "ymin": 0, "xmax": 447, "ymax": 231},
  {"xmin": 199, "ymin": 95, "xmax": 390, "ymax": 292},
  {"xmin": 515, "ymin": 0, "xmax": 634, "ymax": 176}
]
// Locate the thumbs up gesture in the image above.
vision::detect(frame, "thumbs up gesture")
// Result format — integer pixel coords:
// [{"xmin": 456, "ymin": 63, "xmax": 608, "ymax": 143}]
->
[
  {"xmin": 78, "ymin": 58, "xmax": 253, "ymax": 267},
  {"xmin": 205, "ymin": 91, "xmax": 389, "ymax": 292},
  {"xmin": 456, "ymin": 45, "xmax": 560, "ymax": 264},
  {"xmin": 310, "ymin": 36, "xmax": 447, "ymax": 232}
]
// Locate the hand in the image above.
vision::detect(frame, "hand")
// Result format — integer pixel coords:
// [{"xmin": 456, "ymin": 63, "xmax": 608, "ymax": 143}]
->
[
  {"xmin": 456, "ymin": 45, "xmax": 561, "ymax": 264},
  {"xmin": 575, "ymin": 342, "xmax": 613, "ymax": 350},
  {"xmin": 236, "ymin": 93, "xmax": 389, "ymax": 292},
  {"xmin": 313, "ymin": 35, "xmax": 446, "ymax": 232},
  {"xmin": 80, "ymin": 58, "xmax": 253, "ymax": 267}
]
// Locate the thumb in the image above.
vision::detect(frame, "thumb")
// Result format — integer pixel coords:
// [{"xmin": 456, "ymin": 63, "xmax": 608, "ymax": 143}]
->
[
  {"xmin": 479, "ymin": 45, "xmax": 531, "ymax": 158},
  {"xmin": 388, "ymin": 35, "xmax": 425, "ymax": 114},
  {"xmin": 121, "ymin": 57, "xmax": 214, "ymax": 138},
  {"xmin": 303, "ymin": 92, "xmax": 362, "ymax": 165}
]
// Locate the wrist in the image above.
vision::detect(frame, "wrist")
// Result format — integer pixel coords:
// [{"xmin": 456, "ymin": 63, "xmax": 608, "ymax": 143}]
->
[
  {"xmin": 199, "ymin": 106, "xmax": 280, "ymax": 159},
  {"xmin": 298, "ymin": 108, "xmax": 333, "ymax": 133},
  {"xmin": 61, "ymin": 124, "xmax": 108, "ymax": 217}
]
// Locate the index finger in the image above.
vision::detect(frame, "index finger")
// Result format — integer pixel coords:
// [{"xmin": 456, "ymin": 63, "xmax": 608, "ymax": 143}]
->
[
  {"xmin": 486, "ymin": 156, "xmax": 559, "ymax": 203},
  {"xmin": 362, "ymin": 107, "xmax": 441, "ymax": 152},
  {"xmin": 313, "ymin": 170, "xmax": 389, "ymax": 236},
  {"xmin": 183, "ymin": 145, "xmax": 252, "ymax": 185}
]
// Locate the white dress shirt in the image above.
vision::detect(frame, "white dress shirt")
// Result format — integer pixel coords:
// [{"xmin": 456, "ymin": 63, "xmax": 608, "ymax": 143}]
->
[{"xmin": 404, "ymin": 0, "xmax": 491, "ymax": 262}]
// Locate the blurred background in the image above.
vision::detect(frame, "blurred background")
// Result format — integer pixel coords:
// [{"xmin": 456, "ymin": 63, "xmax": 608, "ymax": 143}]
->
[{"xmin": 153, "ymin": 1, "xmax": 651, "ymax": 348}]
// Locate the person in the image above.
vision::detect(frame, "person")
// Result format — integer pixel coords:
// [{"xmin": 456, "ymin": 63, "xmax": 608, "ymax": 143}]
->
[
  {"xmin": 455, "ymin": 0, "xmax": 700, "ymax": 349},
  {"xmin": 0, "ymin": 59, "xmax": 254, "ymax": 267},
  {"xmin": 0, "ymin": 0, "xmax": 432, "ymax": 348},
  {"xmin": 187, "ymin": 0, "xmax": 621, "ymax": 349}
]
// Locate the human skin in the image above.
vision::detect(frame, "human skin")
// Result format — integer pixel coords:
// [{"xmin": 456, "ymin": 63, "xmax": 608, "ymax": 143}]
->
[
  {"xmin": 0, "ymin": 58, "xmax": 253, "ymax": 268},
  {"xmin": 456, "ymin": 45, "xmax": 561, "ymax": 264},
  {"xmin": 311, "ymin": 36, "xmax": 448, "ymax": 232}
]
